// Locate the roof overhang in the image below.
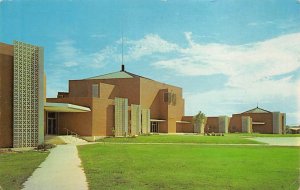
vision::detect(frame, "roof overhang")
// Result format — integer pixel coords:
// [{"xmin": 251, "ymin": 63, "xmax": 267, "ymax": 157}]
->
[
  {"xmin": 290, "ymin": 128, "xmax": 300, "ymax": 131},
  {"xmin": 150, "ymin": 119, "xmax": 166, "ymax": 122},
  {"xmin": 45, "ymin": 102, "xmax": 91, "ymax": 112},
  {"xmin": 176, "ymin": 121, "xmax": 191, "ymax": 124},
  {"xmin": 252, "ymin": 122, "xmax": 265, "ymax": 125}
]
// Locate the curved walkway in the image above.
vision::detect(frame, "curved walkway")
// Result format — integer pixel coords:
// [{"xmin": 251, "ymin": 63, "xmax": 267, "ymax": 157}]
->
[
  {"xmin": 98, "ymin": 142, "xmax": 266, "ymax": 146},
  {"xmin": 22, "ymin": 144, "xmax": 88, "ymax": 190},
  {"xmin": 252, "ymin": 137, "xmax": 300, "ymax": 146}
]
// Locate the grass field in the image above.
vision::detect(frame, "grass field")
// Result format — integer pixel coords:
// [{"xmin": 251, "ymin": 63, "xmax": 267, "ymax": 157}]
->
[
  {"xmin": 78, "ymin": 144, "xmax": 299, "ymax": 190},
  {"xmin": 0, "ymin": 151, "xmax": 49, "ymax": 190},
  {"xmin": 97, "ymin": 134, "xmax": 263, "ymax": 144}
]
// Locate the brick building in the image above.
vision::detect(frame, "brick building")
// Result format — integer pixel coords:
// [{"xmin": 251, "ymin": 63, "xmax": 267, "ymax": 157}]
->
[
  {"xmin": 0, "ymin": 40, "xmax": 287, "ymax": 148},
  {"xmin": 205, "ymin": 107, "xmax": 286, "ymax": 134},
  {"xmin": 46, "ymin": 64, "xmax": 193, "ymax": 141},
  {"xmin": 0, "ymin": 41, "xmax": 44, "ymax": 148}
]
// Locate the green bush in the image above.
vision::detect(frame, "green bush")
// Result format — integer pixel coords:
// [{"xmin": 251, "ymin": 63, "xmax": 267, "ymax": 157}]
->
[{"xmin": 36, "ymin": 144, "xmax": 56, "ymax": 151}]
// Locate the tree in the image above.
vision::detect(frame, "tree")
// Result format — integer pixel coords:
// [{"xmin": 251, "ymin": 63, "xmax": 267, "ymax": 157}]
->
[{"xmin": 193, "ymin": 111, "xmax": 207, "ymax": 134}]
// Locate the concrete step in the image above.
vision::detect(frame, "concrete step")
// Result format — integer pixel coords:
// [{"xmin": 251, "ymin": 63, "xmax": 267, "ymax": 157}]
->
[
  {"xmin": 58, "ymin": 135, "xmax": 88, "ymax": 144},
  {"xmin": 45, "ymin": 135, "xmax": 66, "ymax": 145}
]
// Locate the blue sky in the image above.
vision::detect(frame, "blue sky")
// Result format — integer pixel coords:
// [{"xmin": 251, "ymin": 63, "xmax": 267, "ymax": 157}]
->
[{"xmin": 1, "ymin": 0, "xmax": 300, "ymax": 125}]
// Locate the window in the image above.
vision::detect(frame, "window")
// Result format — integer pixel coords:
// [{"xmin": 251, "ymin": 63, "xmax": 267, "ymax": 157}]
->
[
  {"xmin": 164, "ymin": 92, "xmax": 169, "ymax": 103},
  {"xmin": 92, "ymin": 84, "xmax": 99, "ymax": 97},
  {"xmin": 172, "ymin": 93, "xmax": 176, "ymax": 105},
  {"xmin": 164, "ymin": 92, "xmax": 176, "ymax": 105}
]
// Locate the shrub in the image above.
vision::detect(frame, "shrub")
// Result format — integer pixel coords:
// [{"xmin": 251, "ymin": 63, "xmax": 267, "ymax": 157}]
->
[{"xmin": 36, "ymin": 144, "xmax": 56, "ymax": 151}]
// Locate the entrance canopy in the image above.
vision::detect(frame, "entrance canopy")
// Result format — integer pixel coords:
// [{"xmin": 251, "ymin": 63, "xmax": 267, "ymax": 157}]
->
[
  {"xmin": 252, "ymin": 122, "xmax": 265, "ymax": 125},
  {"xmin": 44, "ymin": 102, "xmax": 91, "ymax": 112},
  {"xmin": 150, "ymin": 119, "xmax": 166, "ymax": 122},
  {"xmin": 290, "ymin": 128, "xmax": 300, "ymax": 131},
  {"xmin": 176, "ymin": 121, "xmax": 191, "ymax": 124}
]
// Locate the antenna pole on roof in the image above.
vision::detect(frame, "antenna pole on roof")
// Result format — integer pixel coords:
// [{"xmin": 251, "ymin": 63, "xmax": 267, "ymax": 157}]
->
[{"xmin": 121, "ymin": 31, "xmax": 125, "ymax": 71}]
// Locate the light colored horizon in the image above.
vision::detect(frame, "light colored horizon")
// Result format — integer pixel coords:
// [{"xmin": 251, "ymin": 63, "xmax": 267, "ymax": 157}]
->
[{"xmin": 1, "ymin": 0, "xmax": 299, "ymax": 125}]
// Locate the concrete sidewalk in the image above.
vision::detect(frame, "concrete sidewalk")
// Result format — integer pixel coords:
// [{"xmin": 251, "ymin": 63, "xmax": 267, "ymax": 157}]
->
[
  {"xmin": 252, "ymin": 137, "xmax": 300, "ymax": 146},
  {"xmin": 22, "ymin": 144, "xmax": 88, "ymax": 190}
]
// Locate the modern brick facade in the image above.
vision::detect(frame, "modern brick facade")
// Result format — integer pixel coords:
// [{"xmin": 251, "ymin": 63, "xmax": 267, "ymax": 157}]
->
[
  {"xmin": 0, "ymin": 41, "xmax": 44, "ymax": 148},
  {"xmin": 47, "ymin": 66, "xmax": 193, "ymax": 140},
  {"xmin": 0, "ymin": 40, "xmax": 287, "ymax": 148},
  {"xmin": 205, "ymin": 107, "xmax": 286, "ymax": 134}
]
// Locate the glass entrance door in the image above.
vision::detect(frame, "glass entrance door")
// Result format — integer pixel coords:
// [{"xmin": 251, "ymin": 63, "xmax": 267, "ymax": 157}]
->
[
  {"xmin": 47, "ymin": 112, "xmax": 58, "ymax": 135},
  {"xmin": 150, "ymin": 122, "xmax": 159, "ymax": 133}
]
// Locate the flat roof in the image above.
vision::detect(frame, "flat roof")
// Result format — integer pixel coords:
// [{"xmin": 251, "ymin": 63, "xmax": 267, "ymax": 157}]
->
[
  {"xmin": 150, "ymin": 119, "xmax": 166, "ymax": 122},
  {"xmin": 290, "ymin": 128, "xmax": 300, "ymax": 130},
  {"xmin": 45, "ymin": 102, "xmax": 91, "ymax": 112},
  {"xmin": 176, "ymin": 121, "xmax": 191, "ymax": 124},
  {"xmin": 252, "ymin": 122, "xmax": 265, "ymax": 125}
]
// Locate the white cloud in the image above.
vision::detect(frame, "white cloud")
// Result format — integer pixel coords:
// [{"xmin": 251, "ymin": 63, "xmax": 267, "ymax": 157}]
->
[
  {"xmin": 247, "ymin": 21, "xmax": 274, "ymax": 27},
  {"xmin": 55, "ymin": 40, "xmax": 80, "ymax": 67},
  {"xmin": 153, "ymin": 32, "xmax": 300, "ymax": 88},
  {"xmin": 125, "ymin": 34, "xmax": 178, "ymax": 60},
  {"xmin": 54, "ymin": 34, "xmax": 178, "ymax": 69},
  {"xmin": 148, "ymin": 32, "xmax": 300, "ymax": 122},
  {"xmin": 54, "ymin": 40, "xmax": 115, "ymax": 68},
  {"xmin": 63, "ymin": 61, "xmax": 79, "ymax": 67},
  {"xmin": 90, "ymin": 46, "xmax": 117, "ymax": 68},
  {"xmin": 51, "ymin": 33, "xmax": 299, "ymax": 123}
]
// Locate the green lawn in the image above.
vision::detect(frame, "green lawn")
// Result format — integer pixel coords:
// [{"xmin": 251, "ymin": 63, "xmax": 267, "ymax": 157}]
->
[
  {"xmin": 78, "ymin": 144, "xmax": 299, "ymax": 190},
  {"xmin": 0, "ymin": 151, "xmax": 49, "ymax": 190},
  {"xmin": 97, "ymin": 134, "xmax": 263, "ymax": 144}
]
